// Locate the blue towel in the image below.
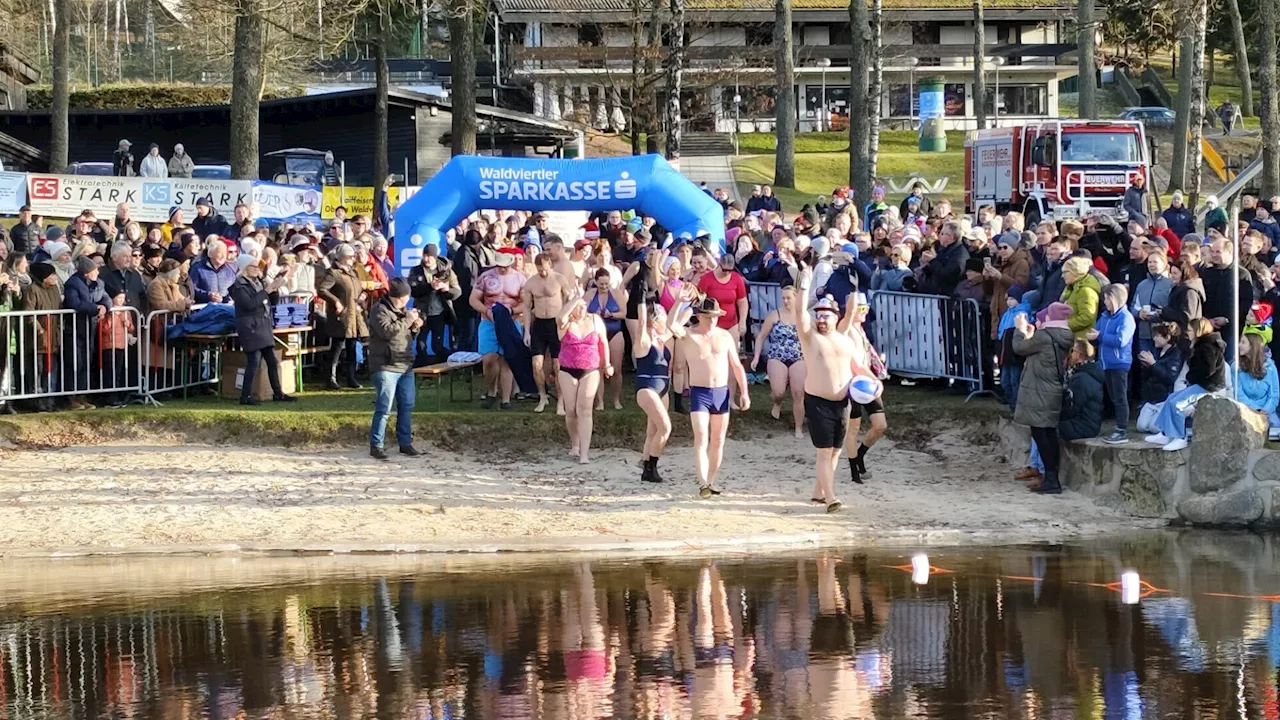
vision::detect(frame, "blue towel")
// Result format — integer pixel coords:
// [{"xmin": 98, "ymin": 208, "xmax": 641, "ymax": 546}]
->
[{"xmin": 491, "ymin": 303, "xmax": 537, "ymax": 394}]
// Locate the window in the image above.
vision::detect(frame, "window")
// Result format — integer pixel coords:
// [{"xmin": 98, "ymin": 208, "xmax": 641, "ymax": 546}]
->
[
  {"xmin": 744, "ymin": 24, "xmax": 772, "ymax": 46},
  {"xmin": 829, "ymin": 23, "xmax": 852, "ymax": 46},
  {"xmin": 805, "ymin": 86, "xmax": 850, "ymax": 118},
  {"xmin": 888, "ymin": 85, "xmax": 915, "ymax": 117},
  {"xmin": 983, "ymin": 84, "xmax": 1048, "ymax": 116},
  {"xmin": 722, "ymin": 86, "xmax": 777, "ymax": 118},
  {"xmin": 577, "ymin": 24, "xmax": 603, "ymax": 45},
  {"xmin": 1060, "ymin": 131, "xmax": 1142, "ymax": 163}
]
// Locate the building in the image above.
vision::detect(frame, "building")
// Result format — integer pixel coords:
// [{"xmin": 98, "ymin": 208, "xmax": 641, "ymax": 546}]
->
[
  {"xmin": 0, "ymin": 88, "xmax": 580, "ymax": 182},
  {"xmin": 495, "ymin": 0, "xmax": 1080, "ymax": 131}
]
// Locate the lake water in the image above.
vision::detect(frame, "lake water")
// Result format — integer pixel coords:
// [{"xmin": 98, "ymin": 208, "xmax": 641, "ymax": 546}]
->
[{"xmin": 2, "ymin": 531, "xmax": 1279, "ymax": 719}]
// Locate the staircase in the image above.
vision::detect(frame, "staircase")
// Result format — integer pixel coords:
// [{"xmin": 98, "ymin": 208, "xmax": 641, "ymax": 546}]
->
[{"xmin": 680, "ymin": 132, "xmax": 735, "ymax": 157}]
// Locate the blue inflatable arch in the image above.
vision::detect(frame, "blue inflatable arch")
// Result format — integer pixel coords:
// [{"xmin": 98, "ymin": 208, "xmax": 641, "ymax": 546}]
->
[{"xmin": 393, "ymin": 154, "xmax": 726, "ymax": 276}]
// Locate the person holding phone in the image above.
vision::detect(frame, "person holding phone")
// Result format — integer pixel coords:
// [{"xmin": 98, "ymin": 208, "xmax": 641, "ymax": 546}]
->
[
  {"xmin": 367, "ymin": 278, "xmax": 425, "ymax": 459},
  {"xmin": 230, "ymin": 254, "xmax": 298, "ymax": 406}
]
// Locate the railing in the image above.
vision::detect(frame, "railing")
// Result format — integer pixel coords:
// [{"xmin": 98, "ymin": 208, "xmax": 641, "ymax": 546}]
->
[
  {"xmin": 0, "ymin": 307, "xmax": 144, "ymax": 405},
  {"xmin": 140, "ymin": 308, "xmax": 221, "ymax": 404},
  {"xmin": 870, "ymin": 291, "xmax": 989, "ymax": 400}
]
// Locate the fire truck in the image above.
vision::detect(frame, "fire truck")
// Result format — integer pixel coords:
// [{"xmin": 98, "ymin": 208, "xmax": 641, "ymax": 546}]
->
[{"xmin": 964, "ymin": 120, "xmax": 1152, "ymax": 225}]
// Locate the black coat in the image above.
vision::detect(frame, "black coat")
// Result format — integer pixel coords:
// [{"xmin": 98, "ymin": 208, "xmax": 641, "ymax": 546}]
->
[
  {"xmin": 918, "ymin": 240, "xmax": 970, "ymax": 296},
  {"xmin": 1198, "ymin": 264, "xmax": 1254, "ymax": 335},
  {"xmin": 1186, "ymin": 332, "xmax": 1227, "ymax": 392},
  {"xmin": 1059, "ymin": 361, "xmax": 1105, "ymax": 441},
  {"xmin": 1162, "ymin": 278, "xmax": 1204, "ymax": 338},
  {"xmin": 1140, "ymin": 345, "xmax": 1185, "ymax": 405},
  {"xmin": 102, "ymin": 266, "xmax": 148, "ymax": 316},
  {"xmin": 229, "ymin": 275, "xmax": 275, "ymax": 352},
  {"xmin": 62, "ymin": 272, "xmax": 111, "ymax": 348}
]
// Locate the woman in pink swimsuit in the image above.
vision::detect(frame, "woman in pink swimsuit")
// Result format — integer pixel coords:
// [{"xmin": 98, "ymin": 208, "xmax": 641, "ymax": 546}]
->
[{"xmin": 558, "ymin": 297, "xmax": 612, "ymax": 463}]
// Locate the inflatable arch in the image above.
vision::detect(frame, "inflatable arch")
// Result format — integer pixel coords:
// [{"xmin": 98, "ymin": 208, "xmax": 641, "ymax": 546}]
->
[{"xmin": 393, "ymin": 154, "xmax": 726, "ymax": 276}]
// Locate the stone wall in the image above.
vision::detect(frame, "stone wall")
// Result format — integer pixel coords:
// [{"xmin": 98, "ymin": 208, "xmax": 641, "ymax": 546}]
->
[{"xmin": 999, "ymin": 397, "xmax": 1280, "ymax": 527}]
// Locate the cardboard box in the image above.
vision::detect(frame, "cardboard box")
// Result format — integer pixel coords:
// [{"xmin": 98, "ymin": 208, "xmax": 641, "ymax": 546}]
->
[{"xmin": 220, "ymin": 349, "xmax": 297, "ymax": 401}]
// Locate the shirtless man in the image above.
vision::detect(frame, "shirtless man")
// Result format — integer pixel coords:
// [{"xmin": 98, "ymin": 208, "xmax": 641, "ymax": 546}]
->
[
  {"xmin": 544, "ymin": 234, "xmax": 578, "ymax": 286},
  {"xmin": 796, "ymin": 270, "xmax": 860, "ymax": 513},
  {"xmin": 678, "ymin": 297, "xmax": 751, "ymax": 498},
  {"xmin": 522, "ymin": 251, "xmax": 575, "ymax": 413},
  {"xmin": 570, "ymin": 239, "xmax": 590, "ymax": 282},
  {"xmin": 469, "ymin": 251, "xmax": 527, "ymax": 409},
  {"xmin": 839, "ymin": 291, "xmax": 888, "ymax": 483}
]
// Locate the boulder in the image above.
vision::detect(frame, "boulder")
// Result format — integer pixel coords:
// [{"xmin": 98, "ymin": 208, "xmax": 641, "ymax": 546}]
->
[
  {"xmin": 997, "ymin": 419, "xmax": 1030, "ymax": 466},
  {"xmin": 1255, "ymin": 452, "xmax": 1280, "ymax": 484},
  {"xmin": 1188, "ymin": 397, "xmax": 1267, "ymax": 493},
  {"xmin": 1176, "ymin": 488, "xmax": 1264, "ymax": 526}
]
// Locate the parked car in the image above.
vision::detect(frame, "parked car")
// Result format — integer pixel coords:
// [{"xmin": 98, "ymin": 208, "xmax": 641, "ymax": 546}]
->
[
  {"xmin": 65, "ymin": 161, "xmax": 115, "ymax": 176},
  {"xmin": 1118, "ymin": 107, "xmax": 1176, "ymax": 128},
  {"xmin": 191, "ymin": 164, "xmax": 232, "ymax": 179}
]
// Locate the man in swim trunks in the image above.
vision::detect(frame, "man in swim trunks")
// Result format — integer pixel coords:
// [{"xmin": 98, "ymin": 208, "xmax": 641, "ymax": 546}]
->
[
  {"xmin": 796, "ymin": 269, "xmax": 860, "ymax": 513},
  {"xmin": 469, "ymin": 250, "xmax": 527, "ymax": 409},
  {"xmin": 678, "ymin": 297, "xmax": 751, "ymax": 498},
  {"xmin": 838, "ymin": 291, "xmax": 888, "ymax": 484},
  {"xmin": 522, "ymin": 251, "xmax": 575, "ymax": 413}
]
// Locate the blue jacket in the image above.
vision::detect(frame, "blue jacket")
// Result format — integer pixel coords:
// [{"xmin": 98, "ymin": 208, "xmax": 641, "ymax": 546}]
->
[
  {"xmin": 1236, "ymin": 359, "xmax": 1280, "ymax": 415},
  {"xmin": 1097, "ymin": 308, "xmax": 1135, "ymax": 370},
  {"xmin": 871, "ymin": 267, "xmax": 912, "ymax": 293},
  {"xmin": 1162, "ymin": 206, "xmax": 1195, "ymax": 238},
  {"xmin": 190, "ymin": 257, "xmax": 237, "ymax": 304},
  {"xmin": 999, "ymin": 298, "xmax": 1033, "ymax": 339},
  {"xmin": 1250, "ymin": 219, "xmax": 1280, "ymax": 248}
]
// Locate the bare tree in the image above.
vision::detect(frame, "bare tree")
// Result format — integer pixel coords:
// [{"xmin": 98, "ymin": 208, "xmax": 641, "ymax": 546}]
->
[
  {"xmin": 973, "ymin": 0, "xmax": 986, "ymax": 129},
  {"xmin": 1168, "ymin": 4, "xmax": 1198, "ymax": 193},
  {"xmin": 1187, "ymin": 0, "xmax": 1208, "ymax": 208},
  {"xmin": 848, "ymin": 0, "xmax": 872, "ymax": 203},
  {"xmin": 50, "ymin": 0, "xmax": 70, "ymax": 171},
  {"xmin": 664, "ymin": 0, "xmax": 685, "ymax": 160},
  {"xmin": 868, "ymin": 0, "xmax": 882, "ymax": 176},
  {"xmin": 773, "ymin": 0, "xmax": 795, "ymax": 187},
  {"xmin": 1077, "ymin": 0, "xmax": 1097, "ymax": 119},
  {"xmin": 447, "ymin": 0, "xmax": 476, "ymax": 154},
  {"xmin": 374, "ymin": 25, "xmax": 389, "ymax": 207},
  {"xmin": 1220, "ymin": 0, "xmax": 1253, "ymax": 117},
  {"xmin": 229, "ymin": 0, "xmax": 264, "ymax": 179},
  {"xmin": 1262, "ymin": 0, "xmax": 1279, "ymax": 196}
]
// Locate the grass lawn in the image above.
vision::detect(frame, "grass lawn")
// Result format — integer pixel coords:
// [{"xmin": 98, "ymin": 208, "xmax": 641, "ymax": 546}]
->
[
  {"xmin": 732, "ymin": 130, "xmax": 968, "ymax": 212},
  {"xmin": 1147, "ymin": 56, "xmax": 1262, "ymax": 130}
]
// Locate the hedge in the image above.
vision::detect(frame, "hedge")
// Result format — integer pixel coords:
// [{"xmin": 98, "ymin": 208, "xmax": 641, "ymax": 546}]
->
[{"xmin": 27, "ymin": 84, "xmax": 305, "ymax": 110}]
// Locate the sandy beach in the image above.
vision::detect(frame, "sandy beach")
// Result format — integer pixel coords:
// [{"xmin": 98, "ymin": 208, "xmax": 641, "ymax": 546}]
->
[{"xmin": 0, "ymin": 427, "xmax": 1159, "ymax": 556}]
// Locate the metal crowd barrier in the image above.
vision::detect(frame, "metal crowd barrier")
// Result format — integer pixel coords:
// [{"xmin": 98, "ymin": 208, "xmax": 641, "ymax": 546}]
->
[
  {"xmin": 0, "ymin": 307, "xmax": 145, "ymax": 405},
  {"xmin": 746, "ymin": 282, "xmax": 784, "ymax": 356},
  {"xmin": 140, "ymin": 308, "xmax": 221, "ymax": 404},
  {"xmin": 870, "ymin": 290, "xmax": 989, "ymax": 400}
]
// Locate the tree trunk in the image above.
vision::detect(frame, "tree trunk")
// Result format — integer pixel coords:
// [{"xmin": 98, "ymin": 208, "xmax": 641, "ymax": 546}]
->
[
  {"xmin": 1225, "ymin": 0, "xmax": 1253, "ymax": 116},
  {"xmin": 973, "ymin": 0, "xmax": 986, "ymax": 129},
  {"xmin": 868, "ymin": 0, "xmax": 882, "ymax": 176},
  {"xmin": 447, "ymin": 0, "xmax": 477, "ymax": 155},
  {"xmin": 644, "ymin": 0, "xmax": 662, "ymax": 154},
  {"xmin": 848, "ymin": 0, "xmax": 872, "ymax": 204},
  {"xmin": 1261, "ymin": 0, "xmax": 1280, "ymax": 196},
  {"xmin": 50, "ymin": 0, "xmax": 70, "ymax": 172},
  {"xmin": 229, "ymin": 0, "xmax": 263, "ymax": 179},
  {"xmin": 630, "ymin": 0, "xmax": 642, "ymax": 155},
  {"xmin": 1187, "ymin": 0, "xmax": 1208, "ymax": 209},
  {"xmin": 773, "ymin": 0, "xmax": 795, "ymax": 187},
  {"xmin": 374, "ymin": 33, "xmax": 389, "ymax": 211},
  {"xmin": 1205, "ymin": 43, "xmax": 1215, "ymax": 97},
  {"xmin": 1077, "ymin": 0, "xmax": 1097, "ymax": 119},
  {"xmin": 1169, "ymin": 17, "xmax": 1196, "ymax": 193},
  {"xmin": 664, "ymin": 0, "xmax": 685, "ymax": 160}
]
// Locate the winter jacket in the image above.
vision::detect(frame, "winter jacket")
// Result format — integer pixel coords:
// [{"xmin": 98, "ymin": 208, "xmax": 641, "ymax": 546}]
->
[
  {"xmin": 10, "ymin": 221, "xmax": 38, "ymax": 255},
  {"xmin": 1251, "ymin": 219, "xmax": 1280, "ymax": 249},
  {"xmin": 229, "ymin": 275, "xmax": 276, "ymax": 353},
  {"xmin": 999, "ymin": 298, "xmax": 1034, "ymax": 366},
  {"xmin": 98, "ymin": 309, "xmax": 135, "ymax": 351},
  {"xmin": 190, "ymin": 257, "xmax": 237, "ymax": 304},
  {"xmin": 62, "ymin": 272, "xmax": 112, "ymax": 349},
  {"xmin": 147, "ymin": 275, "xmax": 192, "ymax": 313},
  {"xmin": 1061, "ymin": 273, "xmax": 1101, "ymax": 338},
  {"xmin": 1096, "ymin": 308, "xmax": 1135, "ymax": 370},
  {"xmin": 736, "ymin": 250, "xmax": 767, "ymax": 282},
  {"xmin": 102, "ymin": 266, "xmax": 148, "ymax": 316},
  {"xmin": 366, "ymin": 296, "xmax": 417, "ymax": 374},
  {"xmin": 1199, "ymin": 263, "xmax": 1254, "ymax": 331},
  {"xmin": 990, "ymin": 247, "xmax": 1031, "ymax": 338},
  {"xmin": 1162, "ymin": 205, "xmax": 1195, "ymax": 238},
  {"xmin": 1162, "ymin": 278, "xmax": 1205, "ymax": 338},
  {"xmin": 316, "ymin": 264, "xmax": 368, "ymax": 339},
  {"xmin": 168, "ymin": 153, "xmax": 195, "ymax": 178},
  {"xmin": 1034, "ymin": 260, "xmax": 1065, "ymax": 314},
  {"xmin": 1187, "ymin": 332, "xmax": 1227, "ymax": 392},
  {"xmin": 191, "ymin": 213, "xmax": 229, "ymax": 240},
  {"xmin": 953, "ymin": 278, "xmax": 987, "ymax": 304},
  {"xmin": 1013, "ymin": 325, "xmax": 1075, "ymax": 428},
  {"xmin": 1059, "ymin": 361, "xmax": 1105, "ymax": 441},
  {"xmin": 1235, "ymin": 359, "xmax": 1280, "ymax": 416},
  {"xmin": 22, "ymin": 281, "xmax": 62, "ymax": 355},
  {"xmin": 139, "ymin": 154, "xmax": 168, "ymax": 178},
  {"xmin": 871, "ymin": 266, "xmax": 912, "ymax": 294},
  {"xmin": 112, "ymin": 149, "xmax": 134, "ymax": 176},
  {"xmin": 407, "ymin": 259, "xmax": 462, "ymax": 318},
  {"xmin": 863, "ymin": 201, "xmax": 889, "ymax": 231},
  {"xmin": 1205, "ymin": 207, "xmax": 1229, "ymax": 234},
  {"xmin": 918, "ymin": 240, "xmax": 970, "ymax": 297},
  {"xmin": 1141, "ymin": 345, "xmax": 1184, "ymax": 404},
  {"xmin": 1131, "ymin": 272, "xmax": 1174, "ymax": 341},
  {"xmin": 1122, "ymin": 185, "xmax": 1147, "ymax": 226}
]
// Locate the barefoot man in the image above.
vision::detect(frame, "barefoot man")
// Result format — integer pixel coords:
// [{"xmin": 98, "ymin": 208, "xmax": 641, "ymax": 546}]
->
[
  {"xmin": 522, "ymin": 251, "xmax": 575, "ymax": 413},
  {"xmin": 795, "ymin": 271, "xmax": 859, "ymax": 512},
  {"xmin": 679, "ymin": 297, "xmax": 751, "ymax": 498}
]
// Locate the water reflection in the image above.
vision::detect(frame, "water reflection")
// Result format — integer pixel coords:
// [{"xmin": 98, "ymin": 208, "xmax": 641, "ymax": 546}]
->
[{"xmin": 5, "ymin": 533, "xmax": 1280, "ymax": 718}]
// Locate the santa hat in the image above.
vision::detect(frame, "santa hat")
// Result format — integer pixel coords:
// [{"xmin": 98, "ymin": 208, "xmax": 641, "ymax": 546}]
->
[
  {"xmin": 582, "ymin": 220, "xmax": 601, "ymax": 240},
  {"xmin": 1251, "ymin": 301, "xmax": 1274, "ymax": 326},
  {"xmin": 497, "ymin": 247, "xmax": 523, "ymax": 257}
]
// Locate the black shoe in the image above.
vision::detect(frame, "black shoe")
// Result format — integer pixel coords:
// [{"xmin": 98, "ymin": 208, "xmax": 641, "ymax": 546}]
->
[
  {"xmin": 325, "ymin": 379, "xmax": 342, "ymax": 391},
  {"xmin": 650, "ymin": 461, "xmax": 665, "ymax": 483},
  {"xmin": 1031, "ymin": 472, "xmax": 1062, "ymax": 495},
  {"xmin": 500, "ymin": 402, "xmax": 513, "ymax": 410},
  {"xmin": 848, "ymin": 458, "xmax": 863, "ymax": 485},
  {"xmin": 480, "ymin": 395, "xmax": 496, "ymax": 409},
  {"xmin": 345, "ymin": 379, "xmax": 363, "ymax": 390},
  {"xmin": 399, "ymin": 445, "xmax": 422, "ymax": 457},
  {"xmin": 370, "ymin": 446, "xmax": 389, "ymax": 461},
  {"xmin": 239, "ymin": 397, "xmax": 260, "ymax": 406},
  {"xmin": 856, "ymin": 443, "xmax": 871, "ymax": 478},
  {"xmin": 274, "ymin": 394, "xmax": 298, "ymax": 403}
]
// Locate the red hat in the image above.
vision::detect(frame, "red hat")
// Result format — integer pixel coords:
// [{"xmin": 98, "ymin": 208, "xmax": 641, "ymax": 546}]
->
[
  {"xmin": 1252, "ymin": 301, "xmax": 1274, "ymax": 325},
  {"xmin": 497, "ymin": 247, "xmax": 523, "ymax": 256},
  {"xmin": 582, "ymin": 220, "xmax": 601, "ymax": 240}
]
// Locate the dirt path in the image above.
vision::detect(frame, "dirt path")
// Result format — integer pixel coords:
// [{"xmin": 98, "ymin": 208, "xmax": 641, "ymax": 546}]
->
[{"xmin": 0, "ymin": 431, "xmax": 1158, "ymax": 555}]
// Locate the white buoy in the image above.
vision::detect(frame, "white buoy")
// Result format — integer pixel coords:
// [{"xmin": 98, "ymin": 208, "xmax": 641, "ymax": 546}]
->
[
  {"xmin": 911, "ymin": 554, "xmax": 930, "ymax": 585},
  {"xmin": 1121, "ymin": 570, "xmax": 1141, "ymax": 605}
]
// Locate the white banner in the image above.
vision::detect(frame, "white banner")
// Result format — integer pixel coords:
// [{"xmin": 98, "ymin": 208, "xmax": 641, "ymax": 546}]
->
[
  {"xmin": 0, "ymin": 172, "xmax": 27, "ymax": 215},
  {"xmin": 25, "ymin": 174, "xmax": 251, "ymax": 222},
  {"xmin": 251, "ymin": 182, "xmax": 322, "ymax": 223}
]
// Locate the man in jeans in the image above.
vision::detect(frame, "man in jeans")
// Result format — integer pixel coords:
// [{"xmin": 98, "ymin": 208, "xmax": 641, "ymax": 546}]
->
[{"xmin": 368, "ymin": 278, "xmax": 424, "ymax": 460}]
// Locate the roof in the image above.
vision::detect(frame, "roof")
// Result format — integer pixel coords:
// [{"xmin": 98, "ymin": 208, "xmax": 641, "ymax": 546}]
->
[{"xmin": 495, "ymin": 0, "xmax": 1068, "ymax": 11}]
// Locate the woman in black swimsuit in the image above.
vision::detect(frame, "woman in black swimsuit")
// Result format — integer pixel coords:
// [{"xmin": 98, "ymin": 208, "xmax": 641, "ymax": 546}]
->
[{"xmin": 630, "ymin": 299, "xmax": 689, "ymax": 483}]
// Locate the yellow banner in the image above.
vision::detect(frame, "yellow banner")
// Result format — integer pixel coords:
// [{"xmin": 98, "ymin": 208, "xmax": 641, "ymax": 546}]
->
[{"xmin": 321, "ymin": 186, "xmax": 419, "ymax": 219}]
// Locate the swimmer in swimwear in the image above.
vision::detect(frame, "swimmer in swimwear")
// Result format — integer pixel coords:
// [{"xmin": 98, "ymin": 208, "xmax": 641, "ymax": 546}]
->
[
  {"xmin": 751, "ymin": 285, "xmax": 807, "ymax": 437},
  {"xmin": 557, "ymin": 296, "xmax": 612, "ymax": 464},
  {"xmin": 521, "ymin": 247, "xmax": 575, "ymax": 413},
  {"xmin": 838, "ymin": 291, "xmax": 888, "ymax": 484},
  {"xmin": 631, "ymin": 298, "xmax": 688, "ymax": 483},
  {"xmin": 677, "ymin": 296, "xmax": 750, "ymax": 498}
]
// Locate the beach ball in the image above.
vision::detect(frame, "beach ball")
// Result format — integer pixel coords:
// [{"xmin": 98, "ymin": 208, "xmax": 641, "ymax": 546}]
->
[{"xmin": 848, "ymin": 374, "xmax": 883, "ymax": 405}]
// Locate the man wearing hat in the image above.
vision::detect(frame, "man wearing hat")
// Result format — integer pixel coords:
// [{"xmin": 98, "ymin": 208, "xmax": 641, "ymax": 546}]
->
[
  {"xmin": 9, "ymin": 205, "xmax": 38, "ymax": 256},
  {"xmin": 160, "ymin": 206, "xmax": 187, "ymax": 244},
  {"xmin": 408, "ymin": 243, "xmax": 462, "ymax": 366},
  {"xmin": 112, "ymin": 139, "xmax": 135, "ymax": 177},
  {"xmin": 469, "ymin": 248, "xmax": 528, "ymax": 409},
  {"xmin": 367, "ymin": 277, "xmax": 424, "ymax": 458},
  {"xmin": 62, "ymin": 254, "xmax": 112, "ymax": 410},
  {"xmin": 191, "ymin": 197, "xmax": 229, "ymax": 240},
  {"xmin": 140, "ymin": 142, "xmax": 169, "ymax": 178},
  {"xmin": 677, "ymin": 296, "xmax": 751, "ymax": 499},
  {"xmin": 1162, "ymin": 190, "xmax": 1195, "ymax": 239}
]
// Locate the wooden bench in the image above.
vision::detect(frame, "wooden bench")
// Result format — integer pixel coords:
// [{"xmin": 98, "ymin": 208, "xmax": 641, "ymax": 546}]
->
[{"xmin": 414, "ymin": 360, "xmax": 482, "ymax": 410}]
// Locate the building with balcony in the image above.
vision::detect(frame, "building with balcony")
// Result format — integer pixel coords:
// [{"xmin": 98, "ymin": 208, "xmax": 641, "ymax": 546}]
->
[{"xmin": 495, "ymin": 0, "xmax": 1081, "ymax": 131}]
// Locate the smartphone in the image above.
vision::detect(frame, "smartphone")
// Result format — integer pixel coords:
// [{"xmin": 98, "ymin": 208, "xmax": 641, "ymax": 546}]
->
[{"xmin": 983, "ymin": 257, "xmax": 992, "ymax": 269}]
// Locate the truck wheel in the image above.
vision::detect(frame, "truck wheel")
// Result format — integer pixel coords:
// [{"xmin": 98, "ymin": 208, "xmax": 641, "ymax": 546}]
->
[{"xmin": 1024, "ymin": 204, "xmax": 1042, "ymax": 229}]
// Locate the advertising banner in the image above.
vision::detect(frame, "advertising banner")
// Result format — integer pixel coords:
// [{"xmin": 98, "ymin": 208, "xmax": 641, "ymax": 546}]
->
[
  {"xmin": 26, "ymin": 174, "xmax": 251, "ymax": 222},
  {"xmin": 251, "ymin": 182, "xmax": 323, "ymax": 224},
  {"xmin": 320, "ymin": 186, "xmax": 420, "ymax": 219},
  {"xmin": 0, "ymin": 172, "xmax": 27, "ymax": 215}
]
